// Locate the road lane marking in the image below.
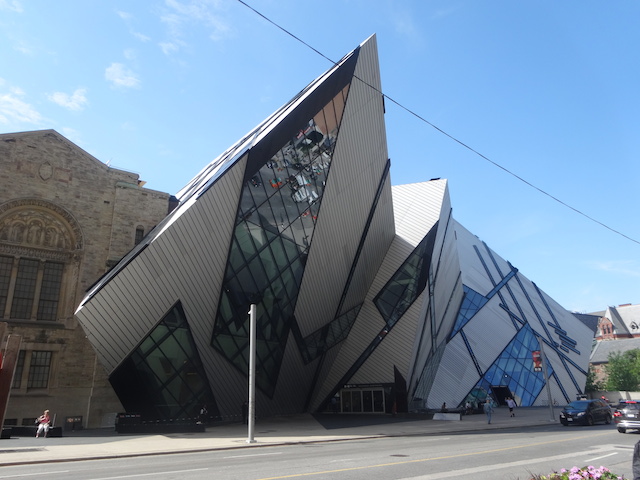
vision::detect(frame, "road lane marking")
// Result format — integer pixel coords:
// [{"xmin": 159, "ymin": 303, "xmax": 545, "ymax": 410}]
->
[
  {"xmin": 256, "ymin": 431, "xmax": 612, "ymax": 480},
  {"xmin": 88, "ymin": 468, "xmax": 208, "ymax": 479},
  {"xmin": 585, "ymin": 452, "xmax": 618, "ymax": 463},
  {"xmin": 0, "ymin": 472, "xmax": 69, "ymax": 478},
  {"xmin": 224, "ymin": 452, "xmax": 283, "ymax": 459},
  {"xmin": 405, "ymin": 448, "xmax": 620, "ymax": 479}
]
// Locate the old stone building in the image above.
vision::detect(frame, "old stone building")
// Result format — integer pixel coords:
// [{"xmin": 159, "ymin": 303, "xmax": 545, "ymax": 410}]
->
[{"xmin": 0, "ymin": 129, "xmax": 173, "ymax": 429}]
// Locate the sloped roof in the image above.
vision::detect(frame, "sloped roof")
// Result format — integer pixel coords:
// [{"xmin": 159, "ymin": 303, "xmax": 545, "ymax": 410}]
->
[
  {"xmin": 590, "ymin": 337, "xmax": 640, "ymax": 363},
  {"xmin": 604, "ymin": 304, "xmax": 640, "ymax": 337},
  {"xmin": 572, "ymin": 313, "xmax": 600, "ymax": 334}
]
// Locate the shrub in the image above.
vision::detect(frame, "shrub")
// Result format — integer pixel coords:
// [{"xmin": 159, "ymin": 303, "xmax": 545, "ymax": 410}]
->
[{"xmin": 530, "ymin": 465, "xmax": 624, "ymax": 479}]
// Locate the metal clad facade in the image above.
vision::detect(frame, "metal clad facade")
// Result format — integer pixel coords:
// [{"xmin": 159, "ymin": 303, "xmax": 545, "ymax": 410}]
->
[
  {"xmin": 74, "ymin": 35, "xmax": 593, "ymax": 421},
  {"xmin": 295, "ymin": 35, "xmax": 391, "ymax": 335}
]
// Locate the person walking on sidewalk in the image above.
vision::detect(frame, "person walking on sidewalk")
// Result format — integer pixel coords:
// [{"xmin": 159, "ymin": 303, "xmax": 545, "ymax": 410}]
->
[
  {"xmin": 483, "ymin": 398, "xmax": 493, "ymax": 424},
  {"xmin": 35, "ymin": 409, "xmax": 50, "ymax": 438},
  {"xmin": 507, "ymin": 397, "xmax": 517, "ymax": 417}
]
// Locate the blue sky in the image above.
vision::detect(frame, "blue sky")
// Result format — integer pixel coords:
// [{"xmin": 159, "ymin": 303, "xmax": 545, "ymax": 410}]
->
[{"xmin": 1, "ymin": 0, "xmax": 639, "ymax": 314}]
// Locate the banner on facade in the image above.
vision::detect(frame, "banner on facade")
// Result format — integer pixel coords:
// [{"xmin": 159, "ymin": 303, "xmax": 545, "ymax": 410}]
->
[{"xmin": 532, "ymin": 350, "xmax": 542, "ymax": 372}]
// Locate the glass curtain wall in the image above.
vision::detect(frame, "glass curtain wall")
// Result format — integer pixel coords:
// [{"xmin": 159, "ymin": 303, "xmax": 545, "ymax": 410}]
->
[
  {"xmin": 211, "ymin": 85, "xmax": 350, "ymax": 397},
  {"xmin": 110, "ymin": 302, "xmax": 218, "ymax": 421},
  {"xmin": 374, "ymin": 224, "xmax": 438, "ymax": 328},
  {"xmin": 463, "ymin": 324, "xmax": 552, "ymax": 407}
]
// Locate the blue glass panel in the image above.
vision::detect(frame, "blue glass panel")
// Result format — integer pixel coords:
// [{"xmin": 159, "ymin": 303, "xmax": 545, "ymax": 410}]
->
[
  {"xmin": 449, "ymin": 286, "xmax": 488, "ymax": 338},
  {"xmin": 465, "ymin": 325, "xmax": 554, "ymax": 407}
]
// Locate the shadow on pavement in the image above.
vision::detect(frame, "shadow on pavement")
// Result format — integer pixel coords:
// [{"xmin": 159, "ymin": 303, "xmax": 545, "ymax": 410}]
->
[{"xmin": 312, "ymin": 413, "xmax": 431, "ymax": 430}]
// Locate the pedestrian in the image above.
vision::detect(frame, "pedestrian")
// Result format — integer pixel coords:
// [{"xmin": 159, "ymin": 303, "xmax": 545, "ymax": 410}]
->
[
  {"xmin": 197, "ymin": 404, "xmax": 207, "ymax": 424},
  {"xmin": 483, "ymin": 398, "xmax": 493, "ymax": 424},
  {"xmin": 441, "ymin": 402, "xmax": 448, "ymax": 413},
  {"xmin": 465, "ymin": 401, "xmax": 473, "ymax": 415},
  {"xmin": 506, "ymin": 397, "xmax": 516, "ymax": 417},
  {"xmin": 633, "ymin": 439, "xmax": 640, "ymax": 480},
  {"xmin": 35, "ymin": 409, "xmax": 50, "ymax": 438}
]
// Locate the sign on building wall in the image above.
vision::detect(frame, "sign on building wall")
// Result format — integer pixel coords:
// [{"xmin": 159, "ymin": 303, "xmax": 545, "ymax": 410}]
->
[{"xmin": 532, "ymin": 350, "xmax": 542, "ymax": 372}]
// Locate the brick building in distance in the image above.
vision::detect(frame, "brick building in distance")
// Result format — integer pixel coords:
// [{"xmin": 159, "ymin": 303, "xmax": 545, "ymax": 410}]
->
[
  {"xmin": 588, "ymin": 304, "xmax": 640, "ymax": 386},
  {"xmin": 0, "ymin": 130, "xmax": 173, "ymax": 429},
  {"xmin": 594, "ymin": 304, "xmax": 640, "ymax": 341}
]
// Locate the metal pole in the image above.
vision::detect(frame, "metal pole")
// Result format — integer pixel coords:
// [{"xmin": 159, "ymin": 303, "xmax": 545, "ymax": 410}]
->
[
  {"xmin": 247, "ymin": 303, "xmax": 256, "ymax": 443},
  {"xmin": 0, "ymin": 333, "xmax": 22, "ymax": 429},
  {"xmin": 85, "ymin": 353, "xmax": 98, "ymax": 429},
  {"xmin": 539, "ymin": 341, "xmax": 555, "ymax": 421}
]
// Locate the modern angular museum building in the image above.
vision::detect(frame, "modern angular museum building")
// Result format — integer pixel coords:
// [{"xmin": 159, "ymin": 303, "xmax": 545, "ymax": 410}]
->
[{"xmin": 75, "ymin": 36, "xmax": 593, "ymax": 421}]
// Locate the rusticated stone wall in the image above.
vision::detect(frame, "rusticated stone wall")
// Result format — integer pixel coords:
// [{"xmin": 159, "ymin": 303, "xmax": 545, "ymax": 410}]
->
[{"xmin": 0, "ymin": 130, "xmax": 172, "ymax": 428}]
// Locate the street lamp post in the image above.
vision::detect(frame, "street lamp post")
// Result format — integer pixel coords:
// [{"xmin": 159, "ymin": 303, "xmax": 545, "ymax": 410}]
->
[
  {"xmin": 539, "ymin": 341, "xmax": 555, "ymax": 421},
  {"xmin": 247, "ymin": 303, "xmax": 256, "ymax": 443}
]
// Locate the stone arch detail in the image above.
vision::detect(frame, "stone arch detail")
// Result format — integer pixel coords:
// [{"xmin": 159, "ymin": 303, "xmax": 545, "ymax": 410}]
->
[{"xmin": 0, "ymin": 199, "xmax": 83, "ymax": 251}]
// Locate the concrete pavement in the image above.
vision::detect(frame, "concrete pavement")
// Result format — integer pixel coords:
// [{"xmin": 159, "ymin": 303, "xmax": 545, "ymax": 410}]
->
[{"xmin": 0, "ymin": 407, "xmax": 563, "ymax": 466}]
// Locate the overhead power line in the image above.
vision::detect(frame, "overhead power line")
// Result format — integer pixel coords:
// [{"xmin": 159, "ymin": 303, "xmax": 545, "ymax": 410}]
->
[{"xmin": 235, "ymin": 0, "xmax": 640, "ymax": 246}]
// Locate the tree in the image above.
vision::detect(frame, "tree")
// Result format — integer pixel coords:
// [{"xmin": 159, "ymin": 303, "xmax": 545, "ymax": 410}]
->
[
  {"xmin": 585, "ymin": 365, "xmax": 604, "ymax": 392},
  {"xmin": 605, "ymin": 349, "xmax": 640, "ymax": 391}
]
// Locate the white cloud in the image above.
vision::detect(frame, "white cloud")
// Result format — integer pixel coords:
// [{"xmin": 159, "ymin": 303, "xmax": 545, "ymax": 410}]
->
[
  {"xmin": 133, "ymin": 31, "xmax": 151, "ymax": 42},
  {"xmin": 124, "ymin": 49, "xmax": 137, "ymax": 61},
  {"xmin": 60, "ymin": 127, "xmax": 82, "ymax": 144},
  {"xmin": 47, "ymin": 88, "xmax": 88, "ymax": 111},
  {"xmin": 590, "ymin": 260, "xmax": 640, "ymax": 278},
  {"xmin": 159, "ymin": 42, "xmax": 179, "ymax": 55},
  {"xmin": 0, "ymin": 0, "xmax": 23, "ymax": 13},
  {"xmin": 105, "ymin": 63, "xmax": 140, "ymax": 88},
  {"xmin": 116, "ymin": 10, "xmax": 131, "ymax": 20},
  {"xmin": 0, "ymin": 91, "xmax": 43, "ymax": 125},
  {"xmin": 13, "ymin": 40, "xmax": 33, "ymax": 55},
  {"xmin": 159, "ymin": 0, "xmax": 230, "ymax": 54},
  {"xmin": 116, "ymin": 9, "xmax": 151, "ymax": 42}
]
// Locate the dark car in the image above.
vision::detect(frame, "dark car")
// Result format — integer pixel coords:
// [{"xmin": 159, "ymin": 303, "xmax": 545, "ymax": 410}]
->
[
  {"xmin": 559, "ymin": 399, "xmax": 612, "ymax": 426},
  {"xmin": 613, "ymin": 400, "xmax": 640, "ymax": 433}
]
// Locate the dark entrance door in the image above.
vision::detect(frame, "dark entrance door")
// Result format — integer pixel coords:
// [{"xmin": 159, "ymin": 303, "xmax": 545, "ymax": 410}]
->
[{"xmin": 491, "ymin": 386, "xmax": 512, "ymax": 406}]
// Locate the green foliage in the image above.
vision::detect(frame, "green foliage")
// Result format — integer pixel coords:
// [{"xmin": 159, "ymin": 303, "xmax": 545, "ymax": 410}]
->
[
  {"xmin": 585, "ymin": 365, "xmax": 603, "ymax": 392},
  {"xmin": 605, "ymin": 349, "xmax": 640, "ymax": 391}
]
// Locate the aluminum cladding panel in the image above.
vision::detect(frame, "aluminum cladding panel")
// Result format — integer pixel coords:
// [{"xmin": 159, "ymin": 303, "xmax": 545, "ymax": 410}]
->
[
  {"xmin": 350, "ymin": 295, "xmax": 425, "ymax": 385},
  {"xmin": 76, "ymin": 155, "xmax": 246, "ymax": 375},
  {"xmin": 337, "ymin": 178, "xmax": 395, "ymax": 315},
  {"xmin": 427, "ymin": 335, "xmax": 480, "ymax": 409},
  {"xmin": 310, "ymin": 235, "xmax": 414, "ymax": 410},
  {"xmin": 295, "ymin": 35, "xmax": 392, "ymax": 336},
  {"xmin": 392, "ymin": 180, "xmax": 448, "ymax": 245}
]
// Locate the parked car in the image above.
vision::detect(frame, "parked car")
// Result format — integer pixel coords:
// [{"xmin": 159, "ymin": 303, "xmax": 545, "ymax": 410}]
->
[
  {"xmin": 559, "ymin": 399, "xmax": 612, "ymax": 426},
  {"xmin": 613, "ymin": 400, "xmax": 640, "ymax": 433}
]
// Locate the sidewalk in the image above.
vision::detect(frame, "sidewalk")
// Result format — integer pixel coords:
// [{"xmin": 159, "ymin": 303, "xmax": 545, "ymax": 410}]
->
[{"xmin": 0, "ymin": 407, "xmax": 561, "ymax": 466}]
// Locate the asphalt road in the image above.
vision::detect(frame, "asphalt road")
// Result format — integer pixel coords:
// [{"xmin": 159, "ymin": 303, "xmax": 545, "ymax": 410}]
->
[{"xmin": 0, "ymin": 423, "xmax": 636, "ymax": 480}]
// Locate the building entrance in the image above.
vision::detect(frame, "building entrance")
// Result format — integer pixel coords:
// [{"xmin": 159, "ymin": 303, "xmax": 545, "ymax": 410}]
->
[
  {"xmin": 340, "ymin": 388, "xmax": 385, "ymax": 413},
  {"xmin": 491, "ymin": 385, "xmax": 512, "ymax": 406}
]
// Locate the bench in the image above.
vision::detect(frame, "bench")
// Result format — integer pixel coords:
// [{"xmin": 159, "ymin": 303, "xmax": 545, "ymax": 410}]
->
[{"xmin": 432, "ymin": 412, "xmax": 461, "ymax": 421}]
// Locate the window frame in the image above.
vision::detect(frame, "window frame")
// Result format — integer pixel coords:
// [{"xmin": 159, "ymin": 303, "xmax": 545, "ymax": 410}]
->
[{"xmin": 0, "ymin": 255, "xmax": 66, "ymax": 322}]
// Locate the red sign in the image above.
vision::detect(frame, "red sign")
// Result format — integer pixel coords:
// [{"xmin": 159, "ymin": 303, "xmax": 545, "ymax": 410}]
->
[{"xmin": 532, "ymin": 350, "xmax": 542, "ymax": 372}]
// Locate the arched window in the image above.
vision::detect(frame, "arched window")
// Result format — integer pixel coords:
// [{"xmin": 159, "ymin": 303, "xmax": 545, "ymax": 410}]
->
[{"xmin": 0, "ymin": 200, "xmax": 81, "ymax": 322}]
